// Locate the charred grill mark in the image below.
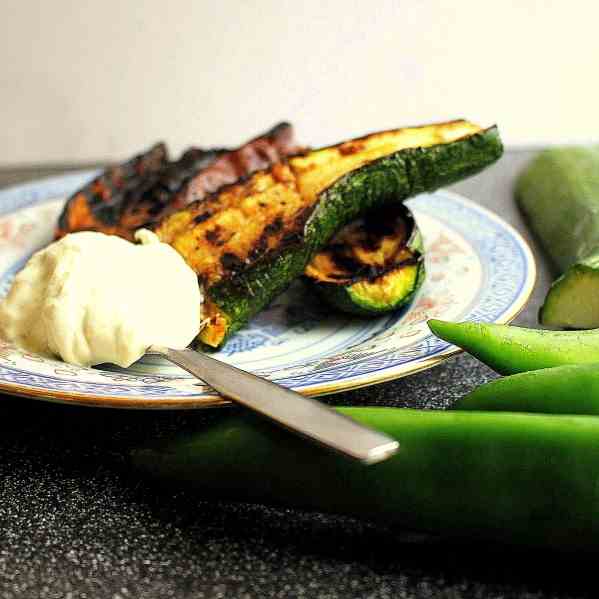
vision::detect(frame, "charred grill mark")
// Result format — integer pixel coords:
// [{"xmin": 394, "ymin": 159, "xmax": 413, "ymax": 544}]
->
[
  {"xmin": 310, "ymin": 203, "xmax": 420, "ymax": 285},
  {"xmin": 204, "ymin": 225, "xmax": 234, "ymax": 247},
  {"xmin": 193, "ymin": 211, "xmax": 212, "ymax": 224},
  {"xmin": 145, "ymin": 190, "xmax": 169, "ymax": 216},
  {"xmin": 363, "ymin": 203, "xmax": 412, "ymax": 232},
  {"xmin": 220, "ymin": 252, "xmax": 246, "ymax": 276},
  {"xmin": 327, "ymin": 251, "xmax": 421, "ymax": 285},
  {"xmin": 118, "ymin": 148, "xmax": 226, "ymax": 229},
  {"xmin": 56, "ymin": 123, "xmax": 301, "ymax": 240},
  {"xmin": 249, "ymin": 235, "xmax": 269, "ymax": 261},
  {"xmin": 56, "ymin": 142, "xmax": 169, "ymax": 236},
  {"xmin": 281, "ymin": 232, "xmax": 302, "ymax": 246},
  {"xmin": 363, "ymin": 215, "xmax": 399, "ymax": 238},
  {"xmin": 91, "ymin": 203, "xmax": 122, "ymax": 226},
  {"xmin": 263, "ymin": 217, "xmax": 283, "ymax": 236},
  {"xmin": 155, "ymin": 158, "xmax": 308, "ymax": 289},
  {"xmin": 249, "ymin": 217, "xmax": 286, "ymax": 262},
  {"xmin": 293, "ymin": 205, "xmax": 316, "ymax": 231},
  {"xmin": 169, "ymin": 123, "xmax": 302, "ymax": 214},
  {"xmin": 330, "ymin": 251, "xmax": 364, "ymax": 276},
  {"xmin": 237, "ymin": 207, "xmax": 318, "ymax": 252},
  {"xmin": 363, "ymin": 253, "xmax": 421, "ymax": 283},
  {"xmin": 204, "ymin": 227, "xmax": 221, "ymax": 244}
]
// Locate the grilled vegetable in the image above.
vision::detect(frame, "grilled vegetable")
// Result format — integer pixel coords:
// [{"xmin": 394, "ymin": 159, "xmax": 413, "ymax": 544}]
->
[
  {"xmin": 104, "ymin": 146, "xmax": 226, "ymax": 239},
  {"xmin": 304, "ymin": 203, "xmax": 424, "ymax": 315},
  {"xmin": 156, "ymin": 121, "xmax": 502, "ymax": 348},
  {"xmin": 55, "ymin": 123, "xmax": 299, "ymax": 241},
  {"xmin": 131, "ymin": 406, "xmax": 599, "ymax": 552},
  {"xmin": 428, "ymin": 319, "xmax": 599, "ymax": 374},
  {"xmin": 56, "ymin": 142, "xmax": 169, "ymax": 239},
  {"xmin": 452, "ymin": 364, "xmax": 599, "ymax": 416},
  {"xmin": 515, "ymin": 146, "xmax": 599, "ymax": 327}
]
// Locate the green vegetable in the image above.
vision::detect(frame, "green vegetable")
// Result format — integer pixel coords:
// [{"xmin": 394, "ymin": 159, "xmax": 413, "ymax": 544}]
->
[
  {"xmin": 158, "ymin": 121, "xmax": 503, "ymax": 348},
  {"xmin": 131, "ymin": 407, "xmax": 599, "ymax": 552},
  {"xmin": 428, "ymin": 318, "xmax": 599, "ymax": 374},
  {"xmin": 304, "ymin": 203, "xmax": 425, "ymax": 315},
  {"xmin": 515, "ymin": 146, "xmax": 599, "ymax": 327},
  {"xmin": 540, "ymin": 254, "xmax": 599, "ymax": 328},
  {"xmin": 452, "ymin": 364, "xmax": 599, "ymax": 415}
]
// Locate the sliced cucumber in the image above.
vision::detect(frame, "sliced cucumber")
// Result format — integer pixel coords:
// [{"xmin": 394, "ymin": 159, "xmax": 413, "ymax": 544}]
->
[
  {"xmin": 515, "ymin": 146, "xmax": 599, "ymax": 327},
  {"xmin": 540, "ymin": 254, "xmax": 599, "ymax": 327}
]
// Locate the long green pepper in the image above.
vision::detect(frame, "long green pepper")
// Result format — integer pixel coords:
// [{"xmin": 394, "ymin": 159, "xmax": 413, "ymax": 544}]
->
[
  {"xmin": 132, "ymin": 407, "xmax": 599, "ymax": 552},
  {"xmin": 427, "ymin": 318, "xmax": 599, "ymax": 374},
  {"xmin": 428, "ymin": 319, "xmax": 599, "ymax": 415},
  {"xmin": 453, "ymin": 364, "xmax": 599, "ymax": 415}
]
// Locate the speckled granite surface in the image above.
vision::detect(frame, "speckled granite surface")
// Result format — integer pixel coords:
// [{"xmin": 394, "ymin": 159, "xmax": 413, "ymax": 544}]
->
[{"xmin": 2, "ymin": 152, "xmax": 594, "ymax": 599}]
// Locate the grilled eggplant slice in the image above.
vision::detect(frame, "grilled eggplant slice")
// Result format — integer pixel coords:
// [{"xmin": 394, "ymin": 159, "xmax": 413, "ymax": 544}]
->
[
  {"xmin": 111, "ymin": 147, "xmax": 227, "ymax": 238},
  {"xmin": 155, "ymin": 120, "xmax": 503, "ymax": 348},
  {"xmin": 55, "ymin": 142, "xmax": 169, "ymax": 239},
  {"xmin": 304, "ymin": 203, "xmax": 424, "ymax": 315},
  {"xmin": 55, "ymin": 122, "xmax": 300, "ymax": 240}
]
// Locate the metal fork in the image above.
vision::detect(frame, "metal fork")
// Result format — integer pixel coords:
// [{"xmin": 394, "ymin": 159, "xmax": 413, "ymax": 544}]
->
[{"xmin": 148, "ymin": 345, "xmax": 399, "ymax": 465}]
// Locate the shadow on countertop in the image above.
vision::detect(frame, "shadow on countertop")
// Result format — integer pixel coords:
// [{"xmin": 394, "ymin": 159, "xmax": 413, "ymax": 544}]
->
[{"xmin": 0, "ymin": 355, "xmax": 595, "ymax": 599}]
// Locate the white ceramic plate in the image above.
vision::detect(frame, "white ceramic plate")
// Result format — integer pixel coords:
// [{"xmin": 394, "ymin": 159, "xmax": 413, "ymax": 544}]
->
[{"xmin": 0, "ymin": 171, "xmax": 535, "ymax": 408}]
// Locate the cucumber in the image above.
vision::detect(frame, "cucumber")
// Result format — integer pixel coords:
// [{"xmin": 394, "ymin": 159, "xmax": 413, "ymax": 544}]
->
[
  {"xmin": 304, "ymin": 203, "xmax": 425, "ymax": 315},
  {"xmin": 157, "ymin": 122, "xmax": 503, "ymax": 348},
  {"xmin": 131, "ymin": 407, "xmax": 599, "ymax": 552},
  {"xmin": 540, "ymin": 254, "xmax": 599, "ymax": 328},
  {"xmin": 515, "ymin": 146, "xmax": 599, "ymax": 327}
]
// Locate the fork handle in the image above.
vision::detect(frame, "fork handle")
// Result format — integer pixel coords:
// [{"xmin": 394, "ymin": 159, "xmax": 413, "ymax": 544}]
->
[{"xmin": 150, "ymin": 346, "xmax": 399, "ymax": 465}]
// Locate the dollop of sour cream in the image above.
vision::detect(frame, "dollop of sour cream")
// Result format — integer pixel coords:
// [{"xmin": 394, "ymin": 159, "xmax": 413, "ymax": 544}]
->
[{"xmin": 0, "ymin": 230, "xmax": 202, "ymax": 367}]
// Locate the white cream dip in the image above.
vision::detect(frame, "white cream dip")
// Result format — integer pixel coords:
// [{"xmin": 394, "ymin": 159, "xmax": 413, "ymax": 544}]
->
[{"xmin": 0, "ymin": 230, "xmax": 202, "ymax": 367}]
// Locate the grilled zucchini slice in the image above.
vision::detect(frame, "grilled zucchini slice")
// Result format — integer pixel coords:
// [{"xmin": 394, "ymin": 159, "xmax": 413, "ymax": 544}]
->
[
  {"xmin": 56, "ymin": 123, "xmax": 299, "ymax": 240},
  {"xmin": 155, "ymin": 120, "xmax": 503, "ymax": 348},
  {"xmin": 304, "ymin": 203, "xmax": 424, "ymax": 315}
]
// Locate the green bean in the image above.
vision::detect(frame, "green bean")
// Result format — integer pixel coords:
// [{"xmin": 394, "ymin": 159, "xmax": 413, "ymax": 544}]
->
[
  {"xmin": 428, "ymin": 319, "xmax": 599, "ymax": 374},
  {"xmin": 452, "ymin": 364, "xmax": 599, "ymax": 415},
  {"xmin": 132, "ymin": 407, "xmax": 599, "ymax": 552}
]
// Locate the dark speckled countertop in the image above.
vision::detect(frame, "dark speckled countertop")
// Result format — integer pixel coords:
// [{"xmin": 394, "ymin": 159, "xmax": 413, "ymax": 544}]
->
[{"xmin": 1, "ymin": 152, "xmax": 593, "ymax": 599}]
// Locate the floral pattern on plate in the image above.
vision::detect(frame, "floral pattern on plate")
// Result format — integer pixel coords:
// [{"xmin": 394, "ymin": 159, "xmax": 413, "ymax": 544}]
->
[{"xmin": 0, "ymin": 171, "xmax": 535, "ymax": 407}]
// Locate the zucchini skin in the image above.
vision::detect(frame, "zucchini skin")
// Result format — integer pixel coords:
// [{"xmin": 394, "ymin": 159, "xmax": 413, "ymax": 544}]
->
[
  {"xmin": 515, "ymin": 147, "xmax": 599, "ymax": 327},
  {"xmin": 304, "ymin": 201, "xmax": 422, "ymax": 314},
  {"xmin": 303, "ymin": 126, "xmax": 502, "ymax": 251},
  {"xmin": 314, "ymin": 261, "xmax": 424, "ymax": 316},
  {"xmin": 203, "ymin": 126, "xmax": 503, "ymax": 348},
  {"xmin": 131, "ymin": 407, "xmax": 599, "ymax": 552},
  {"xmin": 203, "ymin": 243, "xmax": 312, "ymax": 344},
  {"xmin": 307, "ymin": 229, "xmax": 425, "ymax": 317}
]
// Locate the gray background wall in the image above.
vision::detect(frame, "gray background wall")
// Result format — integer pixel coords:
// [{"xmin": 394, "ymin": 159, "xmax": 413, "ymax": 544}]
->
[{"xmin": 2, "ymin": 0, "xmax": 598, "ymax": 165}]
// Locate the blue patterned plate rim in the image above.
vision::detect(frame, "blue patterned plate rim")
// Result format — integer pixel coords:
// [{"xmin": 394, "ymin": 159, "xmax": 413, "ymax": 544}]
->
[{"xmin": 0, "ymin": 171, "xmax": 536, "ymax": 408}]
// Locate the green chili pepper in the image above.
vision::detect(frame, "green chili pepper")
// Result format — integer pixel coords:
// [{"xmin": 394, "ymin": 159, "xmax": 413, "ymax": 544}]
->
[
  {"xmin": 452, "ymin": 364, "xmax": 599, "ymax": 415},
  {"xmin": 428, "ymin": 318, "xmax": 599, "ymax": 374},
  {"xmin": 132, "ymin": 407, "xmax": 599, "ymax": 552}
]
